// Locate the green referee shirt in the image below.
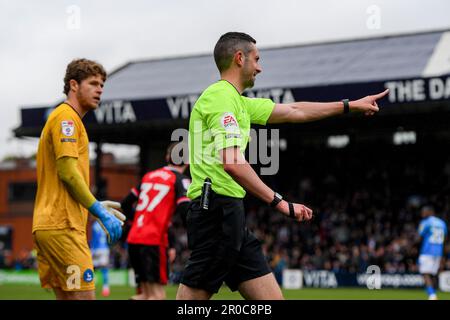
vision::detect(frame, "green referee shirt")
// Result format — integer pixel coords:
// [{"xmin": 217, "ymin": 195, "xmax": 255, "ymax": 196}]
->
[{"xmin": 187, "ymin": 80, "xmax": 275, "ymax": 199}]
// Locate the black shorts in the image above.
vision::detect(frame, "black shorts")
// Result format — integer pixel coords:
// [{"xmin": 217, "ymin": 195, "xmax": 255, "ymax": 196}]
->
[
  {"xmin": 128, "ymin": 244, "xmax": 168, "ymax": 285},
  {"xmin": 180, "ymin": 194, "xmax": 271, "ymax": 293}
]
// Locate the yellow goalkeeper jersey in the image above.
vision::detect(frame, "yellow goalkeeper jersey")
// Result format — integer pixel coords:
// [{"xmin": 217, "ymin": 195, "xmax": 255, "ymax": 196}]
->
[{"xmin": 32, "ymin": 103, "xmax": 90, "ymax": 233}]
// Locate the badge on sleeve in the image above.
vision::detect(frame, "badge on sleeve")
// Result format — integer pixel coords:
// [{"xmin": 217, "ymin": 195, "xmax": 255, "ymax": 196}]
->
[
  {"xmin": 83, "ymin": 269, "xmax": 94, "ymax": 283},
  {"xmin": 61, "ymin": 120, "xmax": 75, "ymax": 137},
  {"xmin": 221, "ymin": 112, "xmax": 239, "ymax": 131}
]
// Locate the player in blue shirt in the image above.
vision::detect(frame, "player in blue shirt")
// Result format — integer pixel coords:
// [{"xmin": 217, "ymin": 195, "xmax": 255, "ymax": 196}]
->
[
  {"xmin": 91, "ymin": 220, "xmax": 111, "ymax": 297},
  {"xmin": 417, "ymin": 205, "xmax": 448, "ymax": 300}
]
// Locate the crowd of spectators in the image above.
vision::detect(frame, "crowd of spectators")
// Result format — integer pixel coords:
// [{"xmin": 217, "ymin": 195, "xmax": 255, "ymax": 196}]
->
[
  {"xmin": 3, "ymin": 143, "xmax": 449, "ymax": 285},
  {"xmin": 170, "ymin": 143, "xmax": 450, "ymax": 281}
]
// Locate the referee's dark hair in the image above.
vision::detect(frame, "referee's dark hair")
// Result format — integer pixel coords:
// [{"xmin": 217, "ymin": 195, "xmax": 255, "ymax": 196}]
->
[{"xmin": 214, "ymin": 32, "xmax": 256, "ymax": 73}]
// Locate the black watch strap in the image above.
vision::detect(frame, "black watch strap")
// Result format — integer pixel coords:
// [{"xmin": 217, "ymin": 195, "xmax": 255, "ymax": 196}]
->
[
  {"xmin": 288, "ymin": 202, "xmax": 295, "ymax": 218},
  {"xmin": 342, "ymin": 99, "xmax": 350, "ymax": 114},
  {"xmin": 270, "ymin": 192, "xmax": 283, "ymax": 208}
]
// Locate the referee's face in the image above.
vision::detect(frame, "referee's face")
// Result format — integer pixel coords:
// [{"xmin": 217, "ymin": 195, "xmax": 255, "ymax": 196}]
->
[{"xmin": 242, "ymin": 44, "xmax": 262, "ymax": 89}]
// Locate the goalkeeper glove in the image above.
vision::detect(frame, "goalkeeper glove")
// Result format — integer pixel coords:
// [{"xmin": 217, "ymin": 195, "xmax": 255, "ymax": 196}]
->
[
  {"xmin": 100, "ymin": 201, "xmax": 126, "ymax": 225},
  {"xmin": 88, "ymin": 201, "xmax": 126, "ymax": 244}
]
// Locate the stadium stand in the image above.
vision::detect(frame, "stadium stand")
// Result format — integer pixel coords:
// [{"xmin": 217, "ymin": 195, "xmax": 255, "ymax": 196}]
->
[{"xmin": 5, "ymin": 29, "xmax": 450, "ymax": 284}]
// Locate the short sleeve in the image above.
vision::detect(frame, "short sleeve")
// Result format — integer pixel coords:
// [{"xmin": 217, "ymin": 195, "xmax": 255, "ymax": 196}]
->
[
  {"xmin": 51, "ymin": 113, "xmax": 81, "ymax": 160},
  {"xmin": 243, "ymin": 97, "xmax": 275, "ymax": 125},
  {"xmin": 203, "ymin": 93, "xmax": 242, "ymax": 151}
]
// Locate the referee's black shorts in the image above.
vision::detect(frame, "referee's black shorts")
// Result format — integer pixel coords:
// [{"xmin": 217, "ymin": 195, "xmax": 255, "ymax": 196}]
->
[{"xmin": 180, "ymin": 193, "xmax": 271, "ymax": 294}]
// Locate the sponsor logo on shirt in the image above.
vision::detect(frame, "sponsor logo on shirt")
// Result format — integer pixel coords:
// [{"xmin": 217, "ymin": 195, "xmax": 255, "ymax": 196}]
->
[
  {"xmin": 221, "ymin": 112, "xmax": 239, "ymax": 131},
  {"xmin": 61, "ymin": 120, "xmax": 75, "ymax": 137}
]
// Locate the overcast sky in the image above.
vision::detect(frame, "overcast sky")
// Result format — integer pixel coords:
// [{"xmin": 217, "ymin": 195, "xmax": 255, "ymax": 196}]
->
[{"xmin": 1, "ymin": 0, "xmax": 449, "ymax": 160}]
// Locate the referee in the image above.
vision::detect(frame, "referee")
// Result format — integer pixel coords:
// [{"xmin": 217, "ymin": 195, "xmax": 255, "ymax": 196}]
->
[{"xmin": 176, "ymin": 32, "xmax": 389, "ymax": 300}]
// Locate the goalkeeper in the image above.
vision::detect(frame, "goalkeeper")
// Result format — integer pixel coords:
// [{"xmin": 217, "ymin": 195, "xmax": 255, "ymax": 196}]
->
[{"xmin": 32, "ymin": 59, "xmax": 125, "ymax": 300}]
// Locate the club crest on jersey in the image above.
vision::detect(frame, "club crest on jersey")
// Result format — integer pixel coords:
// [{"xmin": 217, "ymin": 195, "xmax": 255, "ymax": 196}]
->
[
  {"xmin": 221, "ymin": 112, "xmax": 238, "ymax": 131},
  {"xmin": 61, "ymin": 120, "xmax": 75, "ymax": 137},
  {"xmin": 83, "ymin": 269, "xmax": 94, "ymax": 283}
]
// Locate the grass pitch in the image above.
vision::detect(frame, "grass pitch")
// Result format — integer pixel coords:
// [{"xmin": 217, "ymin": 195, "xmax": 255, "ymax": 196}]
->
[{"xmin": 0, "ymin": 284, "xmax": 449, "ymax": 300}]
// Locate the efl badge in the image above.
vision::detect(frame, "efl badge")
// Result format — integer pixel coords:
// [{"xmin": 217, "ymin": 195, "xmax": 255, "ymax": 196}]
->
[
  {"xmin": 221, "ymin": 112, "xmax": 238, "ymax": 131},
  {"xmin": 61, "ymin": 120, "xmax": 75, "ymax": 137}
]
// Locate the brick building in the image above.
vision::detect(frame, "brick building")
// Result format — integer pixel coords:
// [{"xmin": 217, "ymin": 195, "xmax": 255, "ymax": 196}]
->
[{"xmin": 0, "ymin": 153, "xmax": 139, "ymax": 264}]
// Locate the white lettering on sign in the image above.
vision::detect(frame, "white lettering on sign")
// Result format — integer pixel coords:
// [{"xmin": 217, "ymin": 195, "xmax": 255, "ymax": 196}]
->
[
  {"xmin": 95, "ymin": 101, "xmax": 137, "ymax": 124},
  {"xmin": 385, "ymin": 77, "xmax": 450, "ymax": 103},
  {"xmin": 166, "ymin": 95, "xmax": 199, "ymax": 119},
  {"xmin": 428, "ymin": 77, "xmax": 450, "ymax": 100},
  {"xmin": 384, "ymin": 80, "xmax": 426, "ymax": 103},
  {"xmin": 303, "ymin": 271, "xmax": 338, "ymax": 288},
  {"xmin": 166, "ymin": 89, "xmax": 294, "ymax": 119}
]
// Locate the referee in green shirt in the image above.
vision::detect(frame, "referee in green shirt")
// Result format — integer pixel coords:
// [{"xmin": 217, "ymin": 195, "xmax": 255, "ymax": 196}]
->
[{"xmin": 177, "ymin": 32, "xmax": 389, "ymax": 300}]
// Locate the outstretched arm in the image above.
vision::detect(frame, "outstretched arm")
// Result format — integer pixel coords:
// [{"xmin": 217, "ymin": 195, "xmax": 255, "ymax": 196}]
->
[{"xmin": 267, "ymin": 89, "xmax": 389, "ymax": 123}]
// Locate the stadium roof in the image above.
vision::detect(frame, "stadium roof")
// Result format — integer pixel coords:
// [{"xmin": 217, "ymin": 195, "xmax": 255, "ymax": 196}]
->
[
  {"xmin": 15, "ymin": 28, "xmax": 450, "ymax": 143},
  {"xmin": 102, "ymin": 28, "xmax": 450, "ymax": 101}
]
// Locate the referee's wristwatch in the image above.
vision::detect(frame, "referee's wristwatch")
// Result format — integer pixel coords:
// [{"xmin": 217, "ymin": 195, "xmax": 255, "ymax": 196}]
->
[
  {"xmin": 270, "ymin": 192, "xmax": 283, "ymax": 208},
  {"xmin": 342, "ymin": 99, "xmax": 350, "ymax": 114}
]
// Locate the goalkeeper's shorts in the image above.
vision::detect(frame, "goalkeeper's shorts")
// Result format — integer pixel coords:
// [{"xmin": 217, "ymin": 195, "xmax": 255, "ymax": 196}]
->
[
  {"xmin": 33, "ymin": 228, "xmax": 95, "ymax": 291},
  {"xmin": 180, "ymin": 194, "xmax": 271, "ymax": 294}
]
